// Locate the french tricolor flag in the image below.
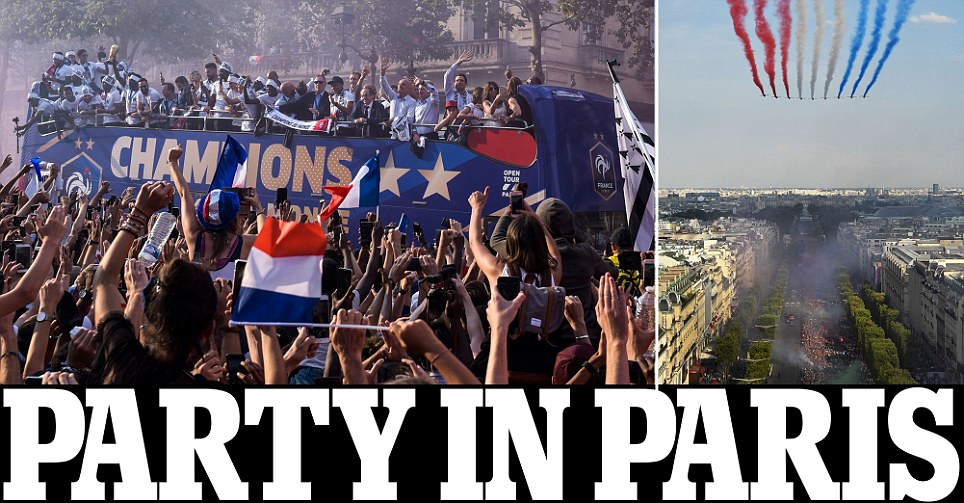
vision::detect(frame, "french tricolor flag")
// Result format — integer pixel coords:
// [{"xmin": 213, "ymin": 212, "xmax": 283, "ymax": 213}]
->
[
  {"xmin": 231, "ymin": 217, "xmax": 327, "ymax": 326},
  {"xmin": 320, "ymin": 155, "xmax": 379, "ymax": 220}
]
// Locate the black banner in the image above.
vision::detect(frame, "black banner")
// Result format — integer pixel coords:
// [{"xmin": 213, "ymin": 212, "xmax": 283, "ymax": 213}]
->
[{"xmin": 0, "ymin": 386, "xmax": 958, "ymax": 500}]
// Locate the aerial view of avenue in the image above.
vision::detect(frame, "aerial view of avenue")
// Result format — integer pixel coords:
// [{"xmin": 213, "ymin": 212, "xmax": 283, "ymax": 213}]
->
[{"xmin": 659, "ymin": 187, "xmax": 964, "ymax": 385}]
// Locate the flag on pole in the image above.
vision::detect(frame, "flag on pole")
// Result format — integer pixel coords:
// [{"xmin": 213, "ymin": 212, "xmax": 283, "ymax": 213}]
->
[
  {"xmin": 231, "ymin": 217, "xmax": 327, "ymax": 326},
  {"xmin": 210, "ymin": 135, "xmax": 248, "ymax": 191},
  {"xmin": 397, "ymin": 213, "xmax": 410, "ymax": 234},
  {"xmin": 19, "ymin": 157, "xmax": 44, "ymax": 198},
  {"xmin": 613, "ymin": 75, "xmax": 656, "ymax": 252},
  {"xmin": 320, "ymin": 155, "xmax": 380, "ymax": 220}
]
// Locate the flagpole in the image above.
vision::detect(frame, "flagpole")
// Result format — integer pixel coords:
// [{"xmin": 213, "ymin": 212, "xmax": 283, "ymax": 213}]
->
[
  {"xmin": 229, "ymin": 321, "xmax": 390, "ymax": 331},
  {"xmin": 374, "ymin": 149, "xmax": 381, "ymax": 221}
]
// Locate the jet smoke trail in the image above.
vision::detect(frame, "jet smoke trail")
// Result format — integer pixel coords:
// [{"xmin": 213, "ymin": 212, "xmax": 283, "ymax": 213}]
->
[
  {"xmin": 778, "ymin": 0, "xmax": 792, "ymax": 98},
  {"xmin": 823, "ymin": 0, "xmax": 846, "ymax": 98},
  {"xmin": 795, "ymin": 0, "xmax": 807, "ymax": 99},
  {"xmin": 754, "ymin": 0, "xmax": 779, "ymax": 98},
  {"xmin": 727, "ymin": 0, "xmax": 766, "ymax": 95},
  {"xmin": 863, "ymin": 0, "xmax": 916, "ymax": 97},
  {"xmin": 850, "ymin": 0, "xmax": 888, "ymax": 98},
  {"xmin": 837, "ymin": 0, "xmax": 869, "ymax": 98},
  {"xmin": 810, "ymin": 0, "xmax": 826, "ymax": 99}
]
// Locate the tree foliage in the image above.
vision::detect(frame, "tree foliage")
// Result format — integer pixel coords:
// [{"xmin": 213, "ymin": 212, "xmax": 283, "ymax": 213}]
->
[{"xmin": 457, "ymin": 0, "xmax": 652, "ymax": 82}]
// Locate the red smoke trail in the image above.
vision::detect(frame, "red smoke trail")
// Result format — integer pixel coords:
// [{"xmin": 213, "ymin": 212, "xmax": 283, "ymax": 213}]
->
[
  {"xmin": 777, "ymin": 0, "xmax": 791, "ymax": 98},
  {"xmin": 753, "ymin": 0, "xmax": 778, "ymax": 98},
  {"xmin": 727, "ymin": 0, "xmax": 765, "ymax": 96}
]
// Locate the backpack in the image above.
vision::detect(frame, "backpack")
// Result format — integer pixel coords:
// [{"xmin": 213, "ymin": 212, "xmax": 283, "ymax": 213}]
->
[{"xmin": 512, "ymin": 283, "xmax": 567, "ymax": 346}]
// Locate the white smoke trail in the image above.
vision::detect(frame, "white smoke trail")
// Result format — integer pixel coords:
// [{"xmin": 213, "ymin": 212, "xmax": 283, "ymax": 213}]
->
[
  {"xmin": 823, "ymin": 0, "xmax": 845, "ymax": 98},
  {"xmin": 810, "ymin": 0, "xmax": 825, "ymax": 99},
  {"xmin": 795, "ymin": 0, "xmax": 807, "ymax": 99}
]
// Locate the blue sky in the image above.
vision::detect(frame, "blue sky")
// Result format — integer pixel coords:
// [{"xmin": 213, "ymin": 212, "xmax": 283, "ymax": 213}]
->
[{"xmin": 659, "ymin": 0, "xmax": 964, "ymax": 188}]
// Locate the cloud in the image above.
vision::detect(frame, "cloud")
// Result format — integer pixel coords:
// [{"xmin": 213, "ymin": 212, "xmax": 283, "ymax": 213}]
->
[{"xmin": 910, "ymin": 11, "xmax": 957, "ymax": 24}]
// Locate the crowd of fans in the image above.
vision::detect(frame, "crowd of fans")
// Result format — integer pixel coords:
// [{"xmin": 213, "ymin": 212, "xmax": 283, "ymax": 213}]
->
[
  {"xmin": 0, "ymin": 145, "xmax": 655, "ymax": 386},
  {"xmin": 16, "ymin": 47, "xmax": 537, "ymax": 142}
]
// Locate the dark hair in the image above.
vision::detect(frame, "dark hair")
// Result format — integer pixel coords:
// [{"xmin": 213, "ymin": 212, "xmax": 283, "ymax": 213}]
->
[
  {"xmin": 471, "ymin": 86, "xmax": 484, "ymax": 105},
  {"xmin": 486, "ymin": 81, "xmax": 499, "ymax": 97},
  {"xmin": 162, "ymin": 82, "xmax": 175, "ymax": 93},
  {"xmin": 141, "ymin": 259, "xmax": 217, "ymax": 366},
  {"xmin": 504, "ymin": 214, "xmax": 552, "ymax": 279},
  {"xmin": 611, "ymin": 227, "xmax": 633, "ymax": 251},
  {"xmin": 456, "ymin": 73, "xmax": 468, "ymax": 83},
  {"xmin": 174, "ymin": 75, "xmax": 189, "ymax": 85},
  {"xmin": 205, "ymin": 62, "xmax": 217, "ymax": 70},
  {"xmin": 507, "ymin": 76, "xmax": 523, "ymax": 96}
]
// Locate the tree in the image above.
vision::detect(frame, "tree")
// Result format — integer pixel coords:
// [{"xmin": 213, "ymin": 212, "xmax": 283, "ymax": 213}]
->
[
  {"xmin": 458, "ymin": 0, "xmax": 652, "ymax": 83},
  {"xmin": 303, "ymin": 0, "xmax": 456, "ymax": 77}
]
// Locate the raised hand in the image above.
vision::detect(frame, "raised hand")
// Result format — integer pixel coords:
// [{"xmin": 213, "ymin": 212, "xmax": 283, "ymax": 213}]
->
[
  {"xmin": 133, "ymin": 181, "xmax": 175, "ymax": 214},
  {"xmin": 595, "ymin": 273, "xmax": 629, "ymax": 345},
  {"xmin": 168, "ymin": 144, "xmax": 183, "ymax": 163},
  {"xmin": 456, "ymin": 50, "xmax": 474, "ymax": 66},
  {"xmin": 124, "ymin": 258, "xmax": 149, "ymax": 293},
  {"xmin": 37, "ymin": 206, "xmax": 69, "ymax": 244},
  {"xmin": 468, "ymin": 186, "xmax": 489, "ymax": 211}
]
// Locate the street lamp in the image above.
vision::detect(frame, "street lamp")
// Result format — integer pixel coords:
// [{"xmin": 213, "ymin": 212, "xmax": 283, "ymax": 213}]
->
[{"xmin": 332, "ymin": 2, "xmax": 379, "ymax": 88}]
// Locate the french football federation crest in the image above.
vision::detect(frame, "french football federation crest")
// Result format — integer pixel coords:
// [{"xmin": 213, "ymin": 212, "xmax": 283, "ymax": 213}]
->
[{"xmin": 589, "ymin": 141, "xmax": 616, "ymax": 200}]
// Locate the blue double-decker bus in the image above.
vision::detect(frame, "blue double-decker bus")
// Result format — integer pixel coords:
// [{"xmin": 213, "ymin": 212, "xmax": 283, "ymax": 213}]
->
[{"xmin": 20, "ymin": 85, "xmax": 630, "ymax": 246}]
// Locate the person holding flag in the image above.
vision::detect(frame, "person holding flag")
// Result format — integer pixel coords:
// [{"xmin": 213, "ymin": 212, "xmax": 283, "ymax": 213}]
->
[{"xmin": 166, "ymin": 138, "xmax": 264, "ymax": 277}]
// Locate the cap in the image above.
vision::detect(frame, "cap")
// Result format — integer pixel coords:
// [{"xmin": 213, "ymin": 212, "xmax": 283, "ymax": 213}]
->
[
  {"xmin": 551, "ymin": 342, "xmax": 595, "ymax": 385},
  {"xmin": 53, "ymin": 52, "xmax": 65, "ymax": 61},
  {"xmin": 102, "ymin": 75, "xmax": 117, "ymax": 88},
  {"xmin": 66, "ymin": 50, "xmax": 76, "ymax": 58},
  {"xmin": 81, "ymin": 86, "xmax": 93, "ymax": 96},
  {"xmin": 266, "ymin": 79, "xmax": 280, "ymax": 89},
  {"xmin": 227, "ymin": 74, "xmax": 240, "ymax": 84},
  {"xmin": 197, "ymin": 190, "xmax": 240, "ymax": 232},
  {"xmin": 255, "ymin": 76, "xmax": 266, "ymax": 85},
  {"xmin": 327, "ymin": 75, "xmax": 344, "ymax": 85},
  {"xmin": 27, "ymin": 92, "xmax": 39, "ymax": 100},
  {"xmin": 72, "ymin": 68, "xmax": 84, "ymax": 77},
  {"xmin": 444, "ymin": 100, "xmax": 458, "ymax": 109},
  {"xmin": 219, "ymin": 62, "xmax": 233, "ymax": 73}
]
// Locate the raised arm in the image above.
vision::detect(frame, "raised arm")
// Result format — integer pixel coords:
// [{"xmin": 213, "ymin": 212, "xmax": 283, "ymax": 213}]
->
[
  {"xmin": 484, "ymin": 287, "xmax": 526, "ymax": 385},
  {"xmin": 378, "ymin": 58, "xmax": 398, "ymax": 101},
  {"xmin": 165, "ymin": 145, "xmax": 201, "ymax": 254},
  {"xmin": 93, "ymin": 182, "xmax": 174, "ymax": 323},
  {"xmin": 0, "ymin": 207, "xmax": 68, "ymax": 316},
  {"xmin": 467, "ymin": 187, "xmax": 502, "ymax": 284}
]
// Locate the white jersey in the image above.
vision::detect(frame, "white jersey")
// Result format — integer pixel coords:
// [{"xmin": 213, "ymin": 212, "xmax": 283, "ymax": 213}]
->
[{"xmin": 101, "ymin": 88, "xmax": 124, "ymax": 124}]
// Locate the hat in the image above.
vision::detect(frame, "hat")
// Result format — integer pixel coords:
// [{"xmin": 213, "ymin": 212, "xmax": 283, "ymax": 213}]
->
[
  {"xmin": 53, "ymin": 52, "xmax": 65, "ymax": 61},
  {"xmin": 27, "ymin": 92, "xmax": 39, "ymax": 100},
  {"xmin": 66, "ymin": 50, "xmax": 76, "ymax": 58},
  {"xmin": 327, "ymin": 75, "xmax": 344, "ymax": 85},
  {"xmin": 72, "ymin": 68, "xmax": 84, "ymax": 77},
  {"xmin": 551, "ymin": 342, "xmax": 595, "ymax": 385},
  {"xmin": 197, "ymin": 190, "xmax": 240, "ymax": 232},
  {"xmin": 128, "ymin": 73, "xmax": 142, "ymax": 82},
  {"xmin": 227, "ymin": 74, "xmax": 240, "ymax": 84},
  {"xmin": 444, "ymin": 100, "xmax": 458, "ymax": 109},
  {"xmin": 536, "ymin": 197, "xmax": 576, "ymax": 239},
  {"xmin": 80, "ymin": 86, "xmax": 93, "ymax": 96},
  {"xmin": 219, "ymin": 62, "xmax": 233, "ymax": 73},
  {"xmin": 102, "ymin": 75, "xmax": 117, "ymax": 88},
  {"xmin": 266, "ymin": 79, "xmax": 279, "ymax": 89},
  {"xmin": 255, "ymin": 76, "xmax": 266, "ymax": 85}
]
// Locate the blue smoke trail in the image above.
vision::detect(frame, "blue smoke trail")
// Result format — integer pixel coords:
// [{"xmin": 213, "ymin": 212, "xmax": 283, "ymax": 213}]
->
[
  {"xmin": 849, "ymin": 0, "xmax": 889, "ymax": 98},
  {"xmin": 837, "ymin": 0, "xmax": 869, "ymax": 98},
  {"xmin": 863, "ymin": 0, "xmax": 916, "ymax": 97}
]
